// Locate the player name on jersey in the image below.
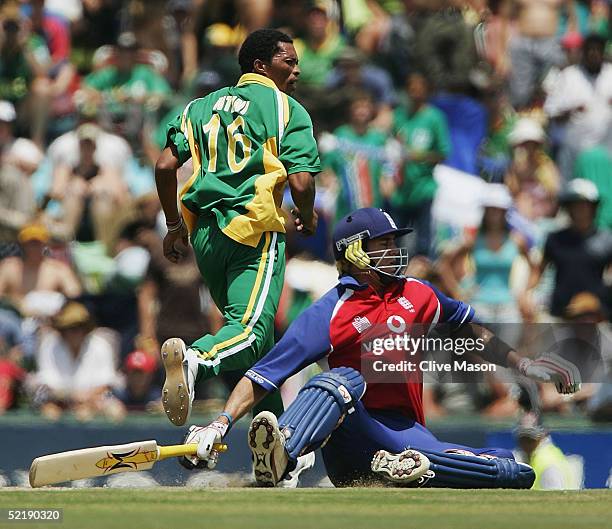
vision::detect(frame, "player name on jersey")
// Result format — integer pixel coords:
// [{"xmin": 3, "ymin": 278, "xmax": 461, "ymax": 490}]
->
[{"xmin": 212, "ymin": 95, "xmax": 251, "ymax": 115}]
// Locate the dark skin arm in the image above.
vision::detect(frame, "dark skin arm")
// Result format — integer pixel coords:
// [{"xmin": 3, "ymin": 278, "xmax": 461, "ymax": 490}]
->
[
  {"xmin": 155, "ymin": 146, "xmax": 182, "ymax": 223},
  {"xmin": 154, "ymin": 146, "xmax": 189, "ymax": 263},
  {"xmin": 453, "ymin": 323, "xmax": 522, "ymax": 369},
  {"xmin": 288, "ymin": 171, "xmax": 317, "ymax": 235}
]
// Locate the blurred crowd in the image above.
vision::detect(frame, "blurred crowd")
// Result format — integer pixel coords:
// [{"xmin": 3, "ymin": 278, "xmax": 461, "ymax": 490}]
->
[{"xmin": 0, "ymin": 0, "xmax": 610, "ymax": 424}]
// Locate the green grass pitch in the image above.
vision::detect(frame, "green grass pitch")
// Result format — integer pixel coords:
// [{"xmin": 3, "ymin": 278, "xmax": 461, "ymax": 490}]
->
[{"xmin": 1, "ymin": 488, "xmax": 609, "ymax": 529}]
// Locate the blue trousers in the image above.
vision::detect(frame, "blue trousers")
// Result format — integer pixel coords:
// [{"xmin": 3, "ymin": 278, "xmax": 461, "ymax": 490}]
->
[{"xmin": 322, "ymin": 401, "xmax": 513, "ymax": 487}]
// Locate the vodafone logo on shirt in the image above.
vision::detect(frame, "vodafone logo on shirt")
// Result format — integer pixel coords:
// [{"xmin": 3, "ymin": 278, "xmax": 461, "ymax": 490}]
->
[{"xmin": 386, "ymin": 315, "xmax": 406, "ymax": 333}]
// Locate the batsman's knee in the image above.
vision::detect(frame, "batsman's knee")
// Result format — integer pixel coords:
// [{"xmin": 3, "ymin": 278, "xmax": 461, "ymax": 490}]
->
[
  {"xmin": 278, "ymin": 367, "xmax": 366, "ymax": 460},
  {"xmin": 302, "ymin": 367, "xmax": 366, "ymax": 411}
]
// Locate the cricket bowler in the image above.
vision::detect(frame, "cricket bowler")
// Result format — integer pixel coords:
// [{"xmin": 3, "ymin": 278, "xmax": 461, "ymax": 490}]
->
[
  {"xmin": 154, "ymin": 29, "xmax": 320, "ymax": 427},
  {"xmin": 181, "ymin": 208, "xmax": 581, "ymax": 487}
]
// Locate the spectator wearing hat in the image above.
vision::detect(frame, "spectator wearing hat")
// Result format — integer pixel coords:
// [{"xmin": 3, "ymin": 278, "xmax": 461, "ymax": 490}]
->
[
  {"xmin": 45, "ymin": 120, "xmax": 131, "ymax": 245},
  {"xmin": 544, "ymin": 34, "xmax": 612, "ymax": 180},
  {"xmin": 515, "ymin": 413, "xmax": 577, "ymax": 489},
  {"xmin": 30, "ymin": 301, "xmax": 125, "ymax": 421},
  {"xmin": 504, "ymin": 117, "xmax": 561, "ymax": 221},
  {"xmin": 542, "ymin": 291, "xmax": 604, "ymax": 411},
  {"xmin": 0, "ymin": 223, "xmax": 81, "ymax": 314},
  {"xmin": 0, "ymin": 102, "xmax": 43, "ymax": 246},
  {"xmin": 0, "ymin": 99, "xmax": 44, "ymax": 170},
  {"xmin": 47, "ymin": 109, "xmax": 131, "ymax": 198},
  {"xmin": 114, "ymin": 350, "xmax": 160, "ymax": 411},
  {"xmin": 0, "ymin": 221, "xmax": 72, "ymax": 365},
  {"xmin": 521, "ymin": 179, "xmax": 612, "ymax": 321}
]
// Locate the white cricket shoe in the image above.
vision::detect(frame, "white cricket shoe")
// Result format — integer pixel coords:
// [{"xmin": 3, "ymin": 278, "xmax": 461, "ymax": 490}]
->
[
  {"xmin": 248, "ymin": 411, "xmax": 289, "ymax": 487},
  {"xmin": 371, "ymin": 449, "xmax": 431, "ymax": 484},
  {"xmin": 278, "ymin": 452, "xmax": 316, "ymax": 488},
  {"xmin": 160, "ymin": 338, "xmax": 198, "ymax": 426}
]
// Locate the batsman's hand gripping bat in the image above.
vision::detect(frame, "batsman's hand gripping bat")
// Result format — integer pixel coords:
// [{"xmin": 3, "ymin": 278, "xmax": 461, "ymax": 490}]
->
[{"xmin": 29, "ymin": 439, "xmax": 228, "ymax": 487}]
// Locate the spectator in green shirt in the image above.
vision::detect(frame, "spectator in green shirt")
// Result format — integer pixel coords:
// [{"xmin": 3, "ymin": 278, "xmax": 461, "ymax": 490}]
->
[
  {"xmin": 319, "ymin": 92, "xmax": 399, "ymax": 222},
  {"xmin": 0, "ymin": 17, "xmax": 41, "ymax": 105},
  {"xmin": 391, "ymin": 72, "xmax": 451, "ymax": 257},
  {"xmin": 292, "ymin": 2, "xmax": 345, "ymax": 88},
  {"xmin": 84, "ymin": 32, "xmax": 171, "ymax": 112}
]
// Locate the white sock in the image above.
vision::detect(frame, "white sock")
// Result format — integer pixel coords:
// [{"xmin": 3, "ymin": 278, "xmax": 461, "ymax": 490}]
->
[{"xmin": 185, "ymin": 348, "xmax": 199, "ymax": 398}]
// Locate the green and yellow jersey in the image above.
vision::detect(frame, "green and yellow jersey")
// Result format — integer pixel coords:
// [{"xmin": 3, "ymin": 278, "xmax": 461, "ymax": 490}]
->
[{"xmin": 165, "ymin": 73, "xmax": 321, "ymax": 247}]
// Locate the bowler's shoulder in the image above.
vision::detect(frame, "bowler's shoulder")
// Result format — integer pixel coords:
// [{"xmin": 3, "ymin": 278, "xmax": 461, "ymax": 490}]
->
[{"xmin": 286, "ymin": 95, "xmax": 311, "ymax": 120}]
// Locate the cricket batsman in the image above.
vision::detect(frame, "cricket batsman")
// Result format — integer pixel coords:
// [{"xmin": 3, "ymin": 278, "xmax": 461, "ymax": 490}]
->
[
  {"xmin": 180, "ymin": 208, "xmax": 581, "ymax": 487},
  {"xmin": 154, "ymin": 29, "xmax": 320, "ymax": 427}
]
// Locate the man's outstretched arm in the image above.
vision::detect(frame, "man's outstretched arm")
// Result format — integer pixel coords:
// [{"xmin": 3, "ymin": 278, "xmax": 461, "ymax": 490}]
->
[
  {"xmin": 218, "ymin": 376, "xmax": 269, "ymax": 428},
  {"xmin": 424, "ymin": 280, "xmax": 580, "ymax": 395},
  {"xmin": 454, "ymin": 323, "xmax": 581, "ymax": 395}
]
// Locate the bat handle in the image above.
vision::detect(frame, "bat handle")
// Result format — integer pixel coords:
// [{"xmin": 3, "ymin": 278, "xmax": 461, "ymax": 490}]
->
[{"xmin": 157, "ymin": 443, "xmax": 228, "ymax": 460}]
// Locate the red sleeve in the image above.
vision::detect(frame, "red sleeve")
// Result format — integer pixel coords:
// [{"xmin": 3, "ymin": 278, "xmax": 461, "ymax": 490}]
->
[{"xmin": 45, "ymin": 16, "xmax": 71, "ymax": 62}]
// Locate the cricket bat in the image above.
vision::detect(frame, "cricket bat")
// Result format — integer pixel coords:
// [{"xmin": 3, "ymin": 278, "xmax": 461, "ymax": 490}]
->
[{"xmin": 29, "ymin": 440, "xmax": 228, "ymax": 488}]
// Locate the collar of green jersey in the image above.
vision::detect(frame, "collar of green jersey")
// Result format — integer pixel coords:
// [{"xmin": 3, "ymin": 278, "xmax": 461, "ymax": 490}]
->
[{"xmin": 236, "ymin": 73, "xmax": 278, "ymax": 90}]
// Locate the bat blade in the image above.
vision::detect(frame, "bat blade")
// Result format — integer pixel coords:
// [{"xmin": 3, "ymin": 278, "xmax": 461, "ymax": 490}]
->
[{"xmin": 29, "ymin": 440, "xmax": 160, "ymax": 488}]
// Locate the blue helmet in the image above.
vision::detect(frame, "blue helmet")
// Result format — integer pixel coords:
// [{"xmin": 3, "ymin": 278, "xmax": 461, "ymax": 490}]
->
[{"xmin": 332, "ymin": 208, "xmax": 412, "ymax": 280}]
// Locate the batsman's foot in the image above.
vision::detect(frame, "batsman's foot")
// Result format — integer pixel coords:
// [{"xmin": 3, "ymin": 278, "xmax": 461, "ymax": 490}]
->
[
  {"xmin": 160, "ymin": 338, "xmax": 197, "ymax": 426},
  {"xmin": 248, "ymin": 411, "xmax": 289, "ymax": 487},
  {"xmin": 371, "ymin": 449, "xmax": 431, "ymax": 484}
]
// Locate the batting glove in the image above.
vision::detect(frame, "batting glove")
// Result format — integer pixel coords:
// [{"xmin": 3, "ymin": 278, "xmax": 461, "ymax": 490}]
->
[
  {"xmin": 179, "ymin": 422, "xmax": 228, "ymax": 470},
  {"xmin": 517, "ymin": 352, "xmax": 582, "ymax": 395}
]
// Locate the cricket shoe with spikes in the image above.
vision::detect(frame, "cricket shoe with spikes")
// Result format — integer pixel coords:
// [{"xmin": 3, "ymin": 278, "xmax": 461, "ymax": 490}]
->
[
  {"xmin": 248, "ymin": 411, "xmax": 289, "ymax": 487},
  {"xmin": 160, "ymin": 338, "xmax": 198, "ymax": 426},
  {"xmin": 371, "ymin": 449, "xmax": 431, "ymax": 485}
]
